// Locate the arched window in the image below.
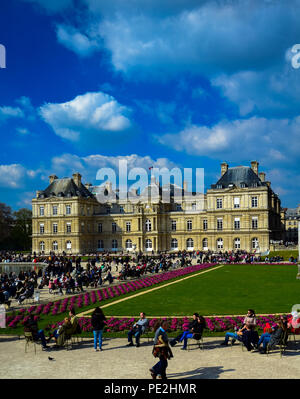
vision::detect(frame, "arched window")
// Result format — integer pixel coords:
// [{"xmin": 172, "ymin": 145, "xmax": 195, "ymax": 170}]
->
[
  {"xmin": 53, "ymin": 241, "xmax": 58, "ymax": 251},
  {"xmin": 252, "ymin": 237, "xmax": 259, "ymax": 249},
  {"xmin": 126, "ymin": 239, "xmax": 132, "ymax": 249},
  {"xmin": 186, "ymin": 238, "xmax": 194, "ymax": 250},
  {"xmin": 171, "ymin": 238, "xmax": 178, "ymax": 250},
  {"xmin": 145, "ymin": 219, "xmax": 152, "ymax": 232},
  {"xmin": 145, "ymin": 239, "xmax": 152, "ymax": 250},
  {"xmin": 202, "ymin": 238, "xmax": 208, "ymax": 250},
  {"xmin": 66, "ymin": 240, "xmax": 72, "ymax": 250},
  {"xmin": 217, "ymin": 238, "xmax": 223, "ymax": 249},
  {"xmin": 112, "ymin": 239, "xmax": 118, "ymax": 250},
  {"xmin": 234, "ymin": 238, "xmax": 241, "ymax": 249},
  {"xmin": 40, "ymin": 241, "xmax": 45, "ymax": 252}
]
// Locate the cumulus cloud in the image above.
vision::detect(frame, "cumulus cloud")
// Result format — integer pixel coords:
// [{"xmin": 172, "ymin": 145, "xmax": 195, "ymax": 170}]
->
[
  {"xmin": 157, "ymin": 116, "xmax": 300, "ymax": 168},
  {"xmin": 51, "ymin": 153, "xmax": 176, "ymax": 180},
  {"xmin": 0, "ymin": 164, "xmax": 37, "ymax": 188},
  {"xmin": 39, "ymin": 91, "xmax": 132, "ymax": 141}
]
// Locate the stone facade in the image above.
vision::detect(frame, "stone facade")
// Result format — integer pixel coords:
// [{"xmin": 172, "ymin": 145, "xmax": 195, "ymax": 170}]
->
[
  {"xmin": 32, "ymin": 161, "xmax": 284, "ymax": 254},
  {"xmin": 283, "ymin": 205, "xmax": 300, "ymax": 244}
]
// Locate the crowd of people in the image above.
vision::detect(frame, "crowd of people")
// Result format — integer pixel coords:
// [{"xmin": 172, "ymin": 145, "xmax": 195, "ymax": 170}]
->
[{"xmin": 21, "ymin": 306, "xmax": 296, "ymax": 380}]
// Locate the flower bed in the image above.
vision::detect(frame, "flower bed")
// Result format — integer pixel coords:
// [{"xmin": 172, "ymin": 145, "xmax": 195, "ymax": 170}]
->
[
  {"xmin": 44, "ymin": 314, "xmax": 290, "ymax": 334},
  {"xmin": 6, "ymin": 263, "xmax": 216, "ymax": 329}
]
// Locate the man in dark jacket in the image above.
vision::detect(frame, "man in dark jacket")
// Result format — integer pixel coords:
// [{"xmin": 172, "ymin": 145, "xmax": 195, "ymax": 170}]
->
[
  {"xmin": 24, "ymin": 315, "xmax": 48, "ymax": 350},
  {"xmin": 170, "ymin": 313, "xmax": 204, "ymax": 349}
]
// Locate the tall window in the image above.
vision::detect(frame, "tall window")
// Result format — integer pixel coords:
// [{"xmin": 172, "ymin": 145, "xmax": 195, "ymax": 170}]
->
[
  {"xmin": 53, "ymin": 241, "xmax": 58, "ymax": 251},
  {"xmin": 234, "ymin": 217, "xmax": 240, "ymax": 230},
  {"xmin": 217, "ymin": 238, "xmax": 223, "ymax": 249},
  {"xmin": 39, "ymin": 206, "xmax": 44, "ymax": 216},
  {"xmin": 234, "ymin": 238, "xmax": 241, "ymax": 249},
  {"xmin": 66, "ymin": 205, "xmax": 71, "ymax": 215},
  {"xmin": 53, "ymin": 223, "xmax": 58, "ymax": 234},
  {"xmin": 202, "ymin": 238, "xmax": 208, "ymax": 250},
  {"xmin": 186, "ymin": 238, "xmax": 194, "ymax": 249},
  {"xmin": 171, "ymin": 220, "xmax": 176, "ymax": 231},
  {"xmin": 217, "ymin": 218, "xmax": 223, "ymax": 230},
  {"xmin": 126, "ymin": 222, "xmax": 131, "ymax": 232},
  {"xmin": 40, "ymin": 241, "xmax": 45, "ymax": 252},
  {"xmin": 126, "ymin": 239, "xmax": 132, "ymax": 249},
  {"xmin": 187, "ymin": 220, "xmax": 192, "ymax": 231},
  {"xmin": 66, "ymin": 222, "xmax": 71, "ymax": 233},
  {"xmin": 203, "ymin": 219, "xmax": 208, "ymax": 230},
  {"xmin": 234, "ymin": 197, "xmax": 240, "ymax": 208},
  {"xmin": 171, "ymin": 238, "xmax": 178, "ymax": 250},
  {"xmin": 97, "ymin": 240, "xmax": 104, "ymax": 250},
  {"xmin": 145, "ymin": 239, "xmax": 152, "ymax": 250},
  {"xmin": 112, "ymin": 239, "xmax": 118, "ymax": 249},
  {"xmin": 52, "ymin": 205, "xmax": 58, "ymax": 215},
  {"xmin": 192, "ymin": 203, "xmax": 196, "ymax": 210},
  {"xmin": 112, "ymin": 222, "xmax": 117, "ymax": 233},
  {"xmin": 145, "ymin": 219, "xmax": 152, "ymax": 232},
  {"xmin": 252, "ymin": 238, "xmax": 259, "ymax": 249},
  {"xmin": 216, "ymin": 198, "xmax": 223, "ymax": 209},
  {"xmin": 120, "ymin": 205, "xmax": 124, "ymax": 213},
  {"xmin": 98, "ymin": 223, "xmax": 102, "ymax": 233},
  {"xmin": 251, "ymin": 196, "xmax": 258, "ymax": 208},
  {"xmin": 39, "ymin": 223, "xmax": 44, "ymax": 234},
  {"xmin": 66, "ymin": 240, "xmax": 72, "ymax": 250},
  {"xmin": 252, "ymin": 217, "xmax": 258, "ymax": 229}
]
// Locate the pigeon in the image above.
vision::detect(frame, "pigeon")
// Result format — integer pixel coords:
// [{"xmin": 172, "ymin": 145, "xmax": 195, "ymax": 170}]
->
[{"xmin": 48, "ymin": 357, "xmax": 55, "ymax": 361}]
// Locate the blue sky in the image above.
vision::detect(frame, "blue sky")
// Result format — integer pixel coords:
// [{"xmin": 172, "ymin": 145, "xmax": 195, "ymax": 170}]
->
[{"xmin": 0, "ymin": 0, "xmax": 299, "ymax": 210}]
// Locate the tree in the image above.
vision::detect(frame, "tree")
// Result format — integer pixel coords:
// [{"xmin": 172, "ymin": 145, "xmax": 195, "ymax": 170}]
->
[
  {"xmin": 11, "ymin": 208, "xmax": 32, "ymax": 251},
  {"xmin": 0, "ymin": 202, "xmax": 13, "ymax": 245}
]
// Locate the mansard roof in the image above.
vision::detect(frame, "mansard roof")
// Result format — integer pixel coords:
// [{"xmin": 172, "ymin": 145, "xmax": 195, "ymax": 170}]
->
[
  {"xmin": 211, "ymin": 166, "xmax": 268, "ymax": 189},
  {"xmin": 38, "ymin": 178, "xmax": 94, "ymax": 199}
]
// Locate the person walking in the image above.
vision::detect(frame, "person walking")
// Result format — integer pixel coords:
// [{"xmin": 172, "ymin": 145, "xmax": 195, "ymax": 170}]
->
[
  {"xmin": 150, "ymin": 320, "xmax": 173, "ymax": 380},
  {"xmin": 91, "ymin": 307, "xmax": 106, "ymax": 352}
]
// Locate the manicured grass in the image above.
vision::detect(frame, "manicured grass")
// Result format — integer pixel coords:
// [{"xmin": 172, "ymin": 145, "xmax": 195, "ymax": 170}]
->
[{"xmin": 103, "ymin": 264, "xmax": 299, "ymax": 316}]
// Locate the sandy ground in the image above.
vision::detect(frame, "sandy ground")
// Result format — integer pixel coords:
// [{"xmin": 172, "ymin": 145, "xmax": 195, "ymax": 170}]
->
[{"xmin": 1, "ymin": 335, "xmax": 300, "ymax": 379}]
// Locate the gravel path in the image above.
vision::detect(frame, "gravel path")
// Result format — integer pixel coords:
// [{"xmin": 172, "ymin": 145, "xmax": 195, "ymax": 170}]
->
[{"xmin": 1, "ymin": 336, "xmax": 299, "ymax": 379}]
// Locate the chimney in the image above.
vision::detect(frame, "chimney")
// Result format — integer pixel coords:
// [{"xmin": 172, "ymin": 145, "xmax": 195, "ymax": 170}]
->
[
  {"xmin": 72, "ymin": 172, "xmax": 82, "ymax": 186},
  {"xmin": 251, "ymin": 161, "xmax": 259, "ymax": 175},
  {"xmin": 36, "ymin": 190, "xmax": 42, "ymax": 198},
  {"xmin": 183, "ymin": 181, "xmax": 188, "ymax": 192},
  {"xmin": 221, "ymin": 162, "xmax": 228, "ymax": 176},
  {"xmin": 266, "ymin": 181, "xmax": 271, "ymax": 188},
  {"xmin": 85, "ymin": 183, "xmax": 92, "ymax": 190},
  {"xmin": 259, "ymin": 172, "xmax": 266, "ymax": 182},
  {"xmin": 49, "ymin": 174, "xmax": 58, "ymax": 184}
]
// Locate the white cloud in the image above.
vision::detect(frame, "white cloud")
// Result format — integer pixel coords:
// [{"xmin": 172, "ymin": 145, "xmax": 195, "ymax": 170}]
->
[
  {"xmin": 39, "ymin": 91, "xmax": 132, "ymax": 141},
  {"xmin": 0, "ymin": 164, "xmax": 27, "ymax": 188},
  {"xmin": 50, "ymin": 153, "xmax": 177, "ymax": 183},
  {"xmin": 157, "ymin": 115, "xmax": 300, "ymax": 168},
  {"xmin": 56, "ymin": 25, "xmax": 100, "ymax": 57},
  {"xmin": 0, "ymin": 106, "xmax": 24, "ymax": 120}
]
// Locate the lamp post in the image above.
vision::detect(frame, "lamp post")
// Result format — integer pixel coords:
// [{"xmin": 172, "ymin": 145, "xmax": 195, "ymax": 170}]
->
[{"xmin": 296, "ymin": 221, "xmax": 300, "ymax": 279}]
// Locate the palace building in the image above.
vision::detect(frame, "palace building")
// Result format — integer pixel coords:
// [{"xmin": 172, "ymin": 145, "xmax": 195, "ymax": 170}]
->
[{"xmin": 32, "ymin": 161, "xmax": 284, "ymax": 255}]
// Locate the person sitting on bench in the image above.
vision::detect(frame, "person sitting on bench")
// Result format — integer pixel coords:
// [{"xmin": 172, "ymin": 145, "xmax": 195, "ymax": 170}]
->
[
  {"xmin": 127, "ymin": 312, "xmax": 149, "ymax": 347},
  {"xmin": 170, "ymin": 313, "xmax": 205, "ymax": 350}
]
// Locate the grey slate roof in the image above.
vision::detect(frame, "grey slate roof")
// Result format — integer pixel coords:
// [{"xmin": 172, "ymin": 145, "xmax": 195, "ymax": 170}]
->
[
  {"xmin": 211, "ymin": 166, "xmax": 267, "ymax": 189},
  {"xmin": 38, "ymin": 178, "xmax": 94, "ymax": 199}
]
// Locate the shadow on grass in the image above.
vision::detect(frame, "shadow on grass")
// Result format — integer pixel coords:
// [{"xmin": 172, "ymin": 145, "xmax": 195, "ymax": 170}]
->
[{"xmin": 168, "ymin": 366, "xmax": 235, "ymax": 379}]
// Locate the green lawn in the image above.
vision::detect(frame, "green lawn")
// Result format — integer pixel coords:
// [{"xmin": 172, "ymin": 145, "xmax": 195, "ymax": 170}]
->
[{"xmin": 103, "ymin": 264, "xmax": 300, "ymax": 316}]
